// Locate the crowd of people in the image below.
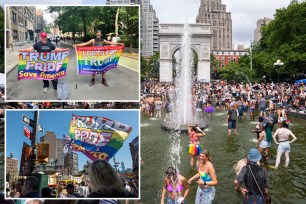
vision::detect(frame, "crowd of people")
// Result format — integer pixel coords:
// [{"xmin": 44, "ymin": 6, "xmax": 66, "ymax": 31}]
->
[
  {"xmin": 3, "ymin": 160, "xmax": 138, "ymax": 203},
  {"xmin": 143, "ymin": 80, "xmax": 303, "ymax": 203},
  {"xmin": 2, "ymin": 102, "xmax": 138, "ymax": 110},
  {"xmin": 141, "ymin": 80, "xmax": 306, "ymax": 120}
]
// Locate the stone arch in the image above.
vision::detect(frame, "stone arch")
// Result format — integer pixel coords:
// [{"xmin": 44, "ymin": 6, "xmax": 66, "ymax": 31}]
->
[{"xmin": 159, "ymin": 23, "xmax": 212, "ymax": 82}]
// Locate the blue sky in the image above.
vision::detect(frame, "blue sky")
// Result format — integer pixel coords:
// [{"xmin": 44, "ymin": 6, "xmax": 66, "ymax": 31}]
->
[{"xmin": 6, "ymin": 110, "xmax": 139, "ymax": 172}]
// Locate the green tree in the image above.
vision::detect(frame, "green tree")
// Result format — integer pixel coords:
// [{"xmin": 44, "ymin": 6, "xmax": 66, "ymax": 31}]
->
[
  {"xmin": 254, "ymin": 1, "xmax": 306, "ymax": 82},
  {"xmin": 120, "ymin": 7, "xmax": 139, "ymax": 53}
]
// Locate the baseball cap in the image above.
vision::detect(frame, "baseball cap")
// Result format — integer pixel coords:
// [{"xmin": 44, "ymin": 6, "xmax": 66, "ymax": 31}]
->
[{"xmin": 40, "ymin": 32, "xmax": 48, "ymax": 38}]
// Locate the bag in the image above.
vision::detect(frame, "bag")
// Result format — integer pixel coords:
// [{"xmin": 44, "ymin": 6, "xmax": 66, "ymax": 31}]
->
[
  {"xmin": 230, "ymin": 109, "xmax": 237, "ymax": 121},
  {"xmin": 244, "ymin": 193, "xmax": 264, "ymax": 204},
  {"xmin": 57, "ymin": 83, "xmax": 69, "ymax": 100},
  {"xmin": 248, "ymin": 165, "xmax": 272, "ymax": 204}
]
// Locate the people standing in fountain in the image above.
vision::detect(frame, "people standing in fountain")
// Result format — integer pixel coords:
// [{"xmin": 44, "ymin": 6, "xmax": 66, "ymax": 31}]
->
[
  {"xmin": 204, "ymin": 102, "xmax": 214, "ymax": 118},
  {"xmin": 188, "ymin": 150, "xmax": 218, "ymax": 204},
  {"xmin": 227, "ymin": 104, "xmax": 238, "ymax": 136},
  {"xmin": 188, "ymin": 124, "xmax": 206, "ymax": 170},
  {"xmin": 161, "ymin": 167, "xmax": 189, "ymax": 204},
  {"xmin": 272, "ymin": 120, "xmax": 297, "ymax": 168},
  {"xmin": 195, "ymin": 96, "xmax": 204, "ymax": 117},
  {"xmin": 155, "ymin": 97, "xmax": 162, "ymax": 118}
]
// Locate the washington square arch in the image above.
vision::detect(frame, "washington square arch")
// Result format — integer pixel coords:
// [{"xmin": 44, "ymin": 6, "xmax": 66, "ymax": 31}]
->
[{"xmin": 159, "ymin": 23, "xmax": 212, "ymax": 82}]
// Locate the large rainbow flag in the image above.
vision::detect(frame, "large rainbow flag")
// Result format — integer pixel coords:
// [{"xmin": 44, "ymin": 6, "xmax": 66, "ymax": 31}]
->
[
  {"xmin": 69, "ymin": 115, "xmax": 132, "ymax": 161},
  {"xmin": 75, "ymin": 46, "xmax": 124, "ymax": 74},
  {"xmin": 18, "ymin": 51, "xmax": 69, "ymax": 80}
]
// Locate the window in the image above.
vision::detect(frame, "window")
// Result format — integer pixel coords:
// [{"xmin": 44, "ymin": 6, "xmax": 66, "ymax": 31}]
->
[
  {"xmin": 221, "ymin": 57, "xmax": 225, "ymax": 62},
  {"xmin": 13, "ymin": 30, "xmax": 18, "ymax": 40},
  {"xmin": 12, "ymin": 12, "xmax": 17, "ymax": 23},
  {"xmin": 228, "ymin": 57, "xmax": 231, "ymax": 63}
]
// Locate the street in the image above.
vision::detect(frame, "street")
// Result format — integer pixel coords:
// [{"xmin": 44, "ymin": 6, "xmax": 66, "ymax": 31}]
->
[{"xmin": 6, "ymin": 41, "xmax": 139, "ymax": 101}]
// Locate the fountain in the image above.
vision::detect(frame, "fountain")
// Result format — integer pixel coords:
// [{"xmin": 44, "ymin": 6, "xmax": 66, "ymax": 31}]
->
[{"xmin": 161, "ymin": 22, "xmax": 208, "ymax": 132}]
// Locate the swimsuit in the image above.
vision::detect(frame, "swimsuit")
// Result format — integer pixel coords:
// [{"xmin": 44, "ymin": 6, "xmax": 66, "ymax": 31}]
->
[
  {"xmin": 167, "ymin": 182, "xmax": 184, "ymax": 192},
  {"xmin": 199, "ymin": 169, "xmax": 212, "ymax": 182},
  {"xmin": 188, "ymin": 132, "xmax": 203, "ymax": 155}
]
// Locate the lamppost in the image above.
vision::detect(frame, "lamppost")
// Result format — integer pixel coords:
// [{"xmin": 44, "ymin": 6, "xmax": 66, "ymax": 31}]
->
[{"xmin": 274, "ymin": 59, "xmax": 284, "ymax": 83}]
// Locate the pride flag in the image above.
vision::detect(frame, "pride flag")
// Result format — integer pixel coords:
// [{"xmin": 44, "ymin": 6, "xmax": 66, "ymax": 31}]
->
[
  {"xmin": 69, "ymin": 115, "xmax": 132, "ymax": 161},
  {"xmin": 18, "ymin": 51, "xmax": 69, "ymax": 80},
  {"xmin": 75, "ymin": 46, "xmax": 124, "ymax": 74}
]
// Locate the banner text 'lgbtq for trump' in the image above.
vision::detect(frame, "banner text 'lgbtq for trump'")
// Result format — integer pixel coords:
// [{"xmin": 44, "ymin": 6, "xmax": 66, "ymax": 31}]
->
[
  {"xmin": 75, "ymin": 46, "xmax": 124, "ymax": 74},
  {"xmin": 18, "ymin": 51, "xmax": 69, "ymax": 80}
]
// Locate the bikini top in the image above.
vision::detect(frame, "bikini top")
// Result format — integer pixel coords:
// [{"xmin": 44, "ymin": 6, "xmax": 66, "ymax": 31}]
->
[
  {"xmin": 190, "ymin": 132, "xmax": 199, "ymax": 143},
  {"xmin": 199, "ymin": 168, "xmax": 212, "ymax": 182},
  {"xmin": 167, "ymin": 181, "xmax": 184, "ymax": 192}
]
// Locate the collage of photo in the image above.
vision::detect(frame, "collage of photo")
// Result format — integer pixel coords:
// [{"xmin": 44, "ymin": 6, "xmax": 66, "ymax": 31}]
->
[{"xmin": 1, "ymin": 1, "xmax": 306, "ymax": 204}]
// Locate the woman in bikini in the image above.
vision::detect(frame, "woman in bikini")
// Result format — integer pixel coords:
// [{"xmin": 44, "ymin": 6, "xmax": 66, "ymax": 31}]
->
[
  {"xmin": 188, "ymin": 150, "xmax": 218, "ymax": 204},
  {"xmin": 161, "ymin": 166, "xmax": 189, "ymax": 204},
  {"xmin": 188, "ymin": 124, "xmax": 206, "ymax": 170}
]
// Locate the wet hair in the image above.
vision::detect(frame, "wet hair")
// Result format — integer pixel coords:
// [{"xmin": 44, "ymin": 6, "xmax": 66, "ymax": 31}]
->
[
  {"xmin": 258, "ymin": 116, "xmax": 264, "ymax": 123},
  {"xmin": 95, "ymin": 30, "xmax": 101, "ymax": 34},
  {"xmin": 200, "ymin": 149, "xmax": 212, "ymax": 161},
  {"xmin": 165, "ymin": 166, "xmax": 177, "ymax": 176}
]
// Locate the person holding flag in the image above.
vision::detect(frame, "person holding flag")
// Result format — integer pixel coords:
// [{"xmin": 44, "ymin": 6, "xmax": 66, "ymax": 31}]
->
[
  {"xmin": 19, "ymin": 32, "xmax": 69, "ymax": 93},
  {"xmin": 73, "ymin": 30, "xmax": 124, "ymax": 87}
]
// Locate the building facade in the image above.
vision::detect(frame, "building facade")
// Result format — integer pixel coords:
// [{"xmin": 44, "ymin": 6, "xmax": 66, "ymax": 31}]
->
[
  {"xmin": 35, "ymin": 8, "xmax": 45, "ymax": 35},
  {"xmin": 254, "ymin": 17, "xmax": 272, "ymax": 43},
  {"xmin": 140, "ymin": 0, "xmax": 159, "ymax": 57},
  {"xmin": 212, "ymin": 49, "xmax": 248, "ymax": 67},
  {"xmin": 6, "ymin": 153, "xmax": 19, "ymax": 183},
  {"xmin": 40, "ymin": 131, "xmax": 57, "ymax": 161},
  {"xmin": 196, "ymin": 0, "xmax": 232, "ymax": 50},
  {"xmin": 64, "ymin": 152, "xmax": 79, "ymax": 176},
  {"xmin": 6, "ymin": 6, "xmax": 37, "ymax": 46}
]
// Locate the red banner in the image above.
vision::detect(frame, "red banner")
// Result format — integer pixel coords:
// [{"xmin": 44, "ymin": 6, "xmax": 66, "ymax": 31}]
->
[{"xmin": 19, "ymin": 142, "xmax": 32, "ymax": 176}]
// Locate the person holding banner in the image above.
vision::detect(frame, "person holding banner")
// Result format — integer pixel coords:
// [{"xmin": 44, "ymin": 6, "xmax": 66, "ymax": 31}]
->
[
  {"xmin": 19, "ymin": 32, "xmax": 69, "ymax": 93},
  {"xmin": 73, "ymin": 30, "xmax": 124, "ymax": 87}
]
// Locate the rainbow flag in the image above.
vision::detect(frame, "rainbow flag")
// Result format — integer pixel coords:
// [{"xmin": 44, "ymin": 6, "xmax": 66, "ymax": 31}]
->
[
  {"xmin": 18, "ymin": 51, "xmax": 69, "ymax": 80},
  {"xmin": 75, "ymin": 46, "xmax": 124, "ymax": 74},
  {"xmin": 69, "ymin": 115, "xmax": 132, "ymax": 161}
]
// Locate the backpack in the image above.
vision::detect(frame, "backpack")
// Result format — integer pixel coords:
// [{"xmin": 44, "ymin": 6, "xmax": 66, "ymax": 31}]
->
[{"xmin": 230, "ymin": 109, "xmax": 237, "ymax": 121}]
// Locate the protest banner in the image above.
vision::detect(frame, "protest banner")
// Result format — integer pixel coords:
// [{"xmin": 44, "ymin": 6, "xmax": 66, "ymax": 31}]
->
[
  {"xmin": 19, "ymin": 142, "xmax": 32, "ymax": 176},
  {"xmin": 75, "ymin": 46, "xmax": 124, "ymax": 74},
  {"xmin": 18, "ymin": 51, "xmax": 69, "ymax": 80},
  {"xmin": 69, "ymin": 115, "xmax": 132, "ymax": 161}
]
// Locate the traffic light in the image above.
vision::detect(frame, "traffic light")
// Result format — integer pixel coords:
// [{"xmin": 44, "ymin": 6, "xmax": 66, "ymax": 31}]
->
[{"xmin": 36, "ymin": 143, "xmax": 49, "ymax": 164}]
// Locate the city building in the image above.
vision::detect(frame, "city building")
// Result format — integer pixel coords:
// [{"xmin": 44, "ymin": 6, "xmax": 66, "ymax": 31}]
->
[
  {"xmin": 212, "ymin": 49, "xmax": 248, "ymax": 67},
  {"xmin": 56, "ymin": 138, "xmax": 65, "ymax": 165},
  {"xmin": 40, "ymin": 131, "xmax": 57, "ymax": 161},
  {"xmin": 64, "ymin": 152, "xmax": 79, "ymax": 176},
  {"xmin": 6, "ymin": 6, "xmax": 37, "ymax": 46},
  {"xmin": 196, "ymin": 0, "xmax": 232, "ymax": 50},
  {"xmin": 6, "ymin": 153, "xmax": 19, "ymax": 184},
  {"xmin": 107, "ymin": 0, "xmax": 159, "ymax": 57},
  {"xmin": 35, "ymin": 8, "xmax": 45, "ymax": 35},
  {"xmin": 254, "ymin": 17, "xmax": 272, "ymax": 43},
  {"xmin": 141, "ymin": 0, "xmax": 159, "ymax": 57}
]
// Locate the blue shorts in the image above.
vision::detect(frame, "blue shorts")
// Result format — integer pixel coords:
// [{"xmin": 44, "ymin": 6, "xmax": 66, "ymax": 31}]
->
[
  {"xmin": 250, "ymin": 108, "xmax": 255, "ymax": 113},
  {"xmin": 277, "ymin": 141, "xmax": 290, "ymax": 153},
  {"xmin": 259, "ymin": 107, "xmax": 266, "ymax": 112},
  {"xmin": 259, "ymin": 140, "xmax": 271, "ymax": 148},
  {"xmin": 228, "ymin": 121, "xmax": 236, "ymax": 129},
  {"xmin": 243, "ymin": 106, "xmax": 249, "ymax": 112}
]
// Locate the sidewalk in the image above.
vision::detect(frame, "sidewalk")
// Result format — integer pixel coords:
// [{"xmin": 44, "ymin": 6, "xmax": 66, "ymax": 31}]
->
[{"xmin": 6, "ymin": 42, "xmax": 35, "ymax": 73}]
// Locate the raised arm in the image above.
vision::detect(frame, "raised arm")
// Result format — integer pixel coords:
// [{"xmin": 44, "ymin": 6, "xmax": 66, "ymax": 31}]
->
[
  {"xmin": 73, "ymin": 39, "xmax": 94, "ymax": 47},
  {"xmin": 104, "ymin": 39, "xmax": 124, "ymax": 46},
  {"xmin": 55, "ymin": 47, "xmax": 69, "ymax": 52},
  {"xmin": 19, "ymin": 47, "xmax": 34, "ymax": 52}
]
